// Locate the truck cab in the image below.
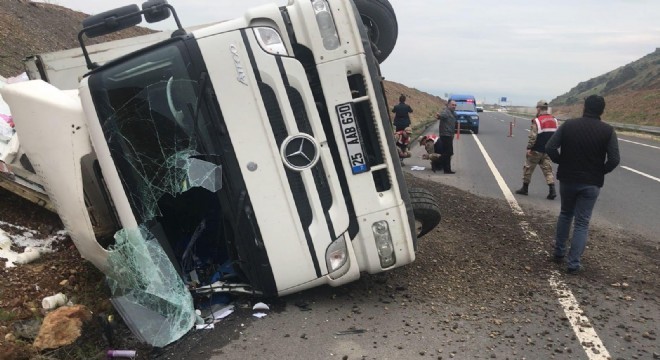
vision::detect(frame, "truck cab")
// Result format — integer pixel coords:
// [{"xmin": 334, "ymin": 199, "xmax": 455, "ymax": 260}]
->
[{"xmin": 1, "ymin": 0, "xmax": 440, "ymax": 346}]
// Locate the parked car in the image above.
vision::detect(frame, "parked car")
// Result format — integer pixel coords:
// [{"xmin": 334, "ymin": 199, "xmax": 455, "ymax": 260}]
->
[{"xmin": 448, "ymin": 94, "xmax": 479, "ymax": 134}]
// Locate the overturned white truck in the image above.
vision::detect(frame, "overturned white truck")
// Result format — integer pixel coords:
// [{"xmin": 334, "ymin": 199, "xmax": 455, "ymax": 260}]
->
[{"xmin": 1, "ymin": 0, "xmax": 440, "ymax": 346}]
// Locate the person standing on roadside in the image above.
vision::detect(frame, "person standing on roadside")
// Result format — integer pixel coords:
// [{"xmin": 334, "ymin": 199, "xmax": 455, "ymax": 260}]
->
[
  {"xmin": 515, "ymin": 100, "xmax": 559, "ymax": 199},
  {"xmin": 545, "ymin": 95, "xmax": 620, "ymax": 274},
  {"xmin": 437, "ymin": 100, "xmax": 457, "ymax": 174},
  {"xmin": 392, "ymin": 94, "xmax": 413, "ymax": 131}
]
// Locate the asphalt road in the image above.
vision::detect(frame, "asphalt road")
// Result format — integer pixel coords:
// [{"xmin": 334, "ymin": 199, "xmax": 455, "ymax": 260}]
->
[{"xmin": 406, "ymin": 111, "xmax": 660, "ymax": 244}]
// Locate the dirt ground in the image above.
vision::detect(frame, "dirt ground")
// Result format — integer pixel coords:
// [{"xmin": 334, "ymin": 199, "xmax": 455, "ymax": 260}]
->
[{"xmin": 0, "ymin": 173, "xmax": 658, "ymax": 359}]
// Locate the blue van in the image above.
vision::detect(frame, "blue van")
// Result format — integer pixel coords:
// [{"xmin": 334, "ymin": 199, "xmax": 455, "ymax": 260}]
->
[{"xmin": 449, "ymin": 94, "xmax": 479, "ymax": 134}]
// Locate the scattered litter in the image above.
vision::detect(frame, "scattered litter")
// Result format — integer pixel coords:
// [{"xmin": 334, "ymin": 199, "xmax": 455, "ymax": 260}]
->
[
  {"xmin": 252, "ymin": 302, "xmax": 269, "ymax": 311},
  {"xmin": 106, "ymin": 349, "xmax": 137, "ymax": 359},
  {"xmin": 335, "ymin": 328, "xmax": 367, "ymax": 335},
  {"xmin": 410, "ymin": 166, "xmax": 425, "ymax": 171},
  {"xmin": 0, "ymin": 227, "xmax": 67, "ymax": 268},
  {"xmin": 42, "ymin": 293, "xmax": 68, "ymax": 310},
  {"xmin": 210, "ymin": 304, "xmax": 235, "ymax": 320},
  {"xmin": 15, "ymin": 247, "xmax": 41, "ymax": 264},
  {"xmin": 253, "ymin": 312, "xmax": 267, "ymax": 318},
  {"xmin": 195, "ymin": 323, "xmax": 215, "ymax": 330}
]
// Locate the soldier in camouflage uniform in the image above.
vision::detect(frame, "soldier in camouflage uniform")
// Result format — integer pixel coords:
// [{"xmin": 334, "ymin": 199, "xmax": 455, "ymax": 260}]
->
[
  {"xmin": 515, "ymin": 100, "xmax": 559, "ymax": 199},
  {"xmin": 419, "ymin": 134, "xmax": 443, "ymax": 172},
  {"xmin": 394, "ymin": 127, "xmax": 413, "ymax": 160}
]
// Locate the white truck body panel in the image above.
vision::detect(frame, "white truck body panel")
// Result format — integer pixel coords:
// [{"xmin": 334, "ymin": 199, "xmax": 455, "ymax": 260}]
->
[{"xmin": 1, "ymin": 81, "xmax": 110, "ymax": 271}]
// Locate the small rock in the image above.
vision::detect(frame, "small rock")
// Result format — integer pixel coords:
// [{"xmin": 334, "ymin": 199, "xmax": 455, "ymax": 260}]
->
[
  {"xmin": 5, "ymin": 332, "xmax": 16, "ymax": 342},
  {"xmin": 59, "ymin": 279, "xmax": 69, "ymax": 286},
  {"xmin": 11, "ymin": 318, "xmax": 42, "ymax": 340},
  {"xmin": 642, "ymin": 332, "xmax": 656, "ymax": 340}
]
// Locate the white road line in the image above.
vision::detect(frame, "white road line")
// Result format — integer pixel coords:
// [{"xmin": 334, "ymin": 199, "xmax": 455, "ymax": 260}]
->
[
  {"xmin": 622, "ymin": 166, "xmax": 660, "ymax": 183},
  {"xmin": 620, "ymin": 138, "xmax": 660, "ymax": 150},
  {"xmin": 471, "ymin": 133, "xmax": 612, "ymax": 360},
  {"xmin": 471, "ymin": 134, "xmax": 523, "ymax": 214},
  {"xmin": 549, "ymin": 273, "xmax": 612, "ymax": 359}
]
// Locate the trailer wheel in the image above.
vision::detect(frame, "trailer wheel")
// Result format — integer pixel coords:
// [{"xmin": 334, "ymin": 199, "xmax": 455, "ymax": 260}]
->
[
  {"xmin": 354, "ymin": 0, "xmax": 398, "ymax": 63},
  {"xmin": 409, "ymin": 187, "xmax": 441, "ymax": 238}
]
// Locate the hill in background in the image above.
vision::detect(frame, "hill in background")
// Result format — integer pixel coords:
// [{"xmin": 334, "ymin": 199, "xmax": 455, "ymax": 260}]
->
[
  {"xmin": 550, "ymin": 48, "xmax": 660, "ymax": 126},
  {"xmin": 1, "ymin": 0, "xmax": 656, "ymax": 127},
  {"xmin": 0, "ymin": 0, "xmax": 154, "ymax": 77}
]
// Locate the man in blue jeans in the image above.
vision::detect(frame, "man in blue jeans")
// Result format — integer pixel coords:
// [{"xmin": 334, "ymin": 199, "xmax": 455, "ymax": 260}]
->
[{"xmin": 545, "ymin": 95, "xmax": 620, "ymax": 274}]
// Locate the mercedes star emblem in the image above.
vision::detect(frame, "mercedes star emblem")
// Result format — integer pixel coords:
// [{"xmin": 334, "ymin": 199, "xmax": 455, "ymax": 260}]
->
[{"xmin": 281, "ymin": 133, "xmax": 320, "ymax": 171}]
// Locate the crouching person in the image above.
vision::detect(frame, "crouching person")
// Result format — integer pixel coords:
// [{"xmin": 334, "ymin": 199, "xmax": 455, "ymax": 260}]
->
[
  {"xmin": 394, "ymin": 126, "xmax": 413, "ymax": 161},
  {"xmin": 420, "ymin": 134, "xmax": 443, "ymax": 172}
]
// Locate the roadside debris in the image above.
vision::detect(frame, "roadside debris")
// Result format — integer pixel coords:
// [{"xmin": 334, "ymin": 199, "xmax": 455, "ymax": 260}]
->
[
  {"xmin": 335, "ymin": 327, "xmax": 367, "ymax": 336},
  {"xmin": 33, "ymin": 304, "xmax": 92, "ymax": 350},
  {"xmin": 106, "ymin": 349, "xmax": 137, "ymax": 359},
  {"xmin": 41, "ymin": 292, "xmax": 68, "ymax": 310}
]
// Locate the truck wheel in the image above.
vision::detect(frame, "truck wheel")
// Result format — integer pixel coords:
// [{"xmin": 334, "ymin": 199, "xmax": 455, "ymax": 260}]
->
[
  {"xmin": 409, "ymin": 187, "xmax": 441, "ymax": 238},
  {"xmin": 354, "ymin": 0, "xmax": 398, "ymax": 63}
]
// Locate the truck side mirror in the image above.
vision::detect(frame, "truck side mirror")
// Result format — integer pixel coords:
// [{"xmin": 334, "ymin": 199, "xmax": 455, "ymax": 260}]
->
[
  {"xmin": 82, "ymin": 4, "xmax": 143, "ymax": 38},
  {"xmin": 142, "ymin": 0, "xmax": 171, "ymax": 23}
]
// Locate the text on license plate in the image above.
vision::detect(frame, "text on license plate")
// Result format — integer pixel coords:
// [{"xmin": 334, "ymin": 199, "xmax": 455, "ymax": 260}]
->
[{"xmin": 336, "ymin": 103, "xmax": 368, "ymax": 174}]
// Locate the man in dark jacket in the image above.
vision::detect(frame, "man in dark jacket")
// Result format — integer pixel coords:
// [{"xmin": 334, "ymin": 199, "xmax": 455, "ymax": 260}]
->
[
  {"xmin": 392, "ymin": 95, "xmax": 413, "ymax": 131},
  {"xmin": 545, "ymin": 95, "xmax": 620, "ymax": 274},
  {"xmin": 437, "ymin": 100, "xmax": 457, "ymax": 174}
]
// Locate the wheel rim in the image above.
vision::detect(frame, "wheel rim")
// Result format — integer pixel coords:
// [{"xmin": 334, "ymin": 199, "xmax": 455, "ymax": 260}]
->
[
  {"xmin": 360, "ymin": 15, "xmax": 380, "ymax": 44},
  {"xmin": 414, "ymin": 219, "xmax": 423, "ymax": 237}
]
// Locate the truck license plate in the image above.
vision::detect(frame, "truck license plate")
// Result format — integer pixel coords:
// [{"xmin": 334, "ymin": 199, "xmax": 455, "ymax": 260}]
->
[{"xmin": 336, "ymin": 103, "xmax": 368, "ymax": 174}]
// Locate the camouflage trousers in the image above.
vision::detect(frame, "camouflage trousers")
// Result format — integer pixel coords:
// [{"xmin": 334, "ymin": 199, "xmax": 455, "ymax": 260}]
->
[{"xmin": 522, "ymin": 151, "xmax": 554, "ymax": 184}]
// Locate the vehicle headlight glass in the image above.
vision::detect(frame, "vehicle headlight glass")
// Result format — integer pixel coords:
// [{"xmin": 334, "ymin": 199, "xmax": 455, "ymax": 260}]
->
[
  {"xmin": 326, "ymin": 235, "xmax": 350, "ymax": 279},
  {"xmin": 372, "ymin": 220, "xmax": 395, "ymax": 268},
  {"xmin": 310, "ymin": 0, "xmax": 340, "ymax": 50},
  {"xmin": 254, "ymin": 27, "xmax": 288, "ymax": 55},
  {"xmin": 471, "ymin": 115, "xmax": 479, "ymax": 120}
]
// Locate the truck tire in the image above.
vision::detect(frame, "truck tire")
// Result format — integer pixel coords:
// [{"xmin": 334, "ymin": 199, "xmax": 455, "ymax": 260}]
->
[
  {"xmin": 409, "ymin": 187, "xmax": 441, "ymax": 238},
  {"xmin": 354, "ymin": 0, "xmax": 398, "ymax": 63}
]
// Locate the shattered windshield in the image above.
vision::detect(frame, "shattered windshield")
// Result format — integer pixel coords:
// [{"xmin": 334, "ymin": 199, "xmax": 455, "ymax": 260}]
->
[{"xmin": 88, "ymin": 41, "xmax": 228, "ymax": 346}]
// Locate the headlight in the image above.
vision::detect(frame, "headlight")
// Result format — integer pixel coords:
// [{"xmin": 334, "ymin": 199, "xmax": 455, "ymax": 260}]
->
[
  {"xmin": 254, "ymin": 27, "xmax": 288, "ymax": 55},
  {"xmin": 326, "ymin": 235, "xmax": 350, "ymax": 279},
  {"xmin": 372, "ymin": 221, "xmax": 395, "ymax": 268},
  {"xmin": 471, "ymin": 115, "xmax": 479, "ymax": 120},
  {"xmin": 310, "ymin": 0, "xmax": 340, "ymax": 50}
]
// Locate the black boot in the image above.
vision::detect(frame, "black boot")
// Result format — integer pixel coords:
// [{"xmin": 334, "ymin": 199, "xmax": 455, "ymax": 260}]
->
[
  {"xmin": 515, "ymin": 183, "xmax": 529, "ymax": 195},
  {"xmin": 547, "ymin": 184, "xmax": 557, "ymax": 200},
  {"xmin": 443, "ymin": 156, "xmax": 455, "ymax": 174}
]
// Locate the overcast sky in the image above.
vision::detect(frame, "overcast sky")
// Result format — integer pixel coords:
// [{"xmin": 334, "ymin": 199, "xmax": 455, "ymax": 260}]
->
[{"xmin": 39, "ymin": 0, "xmax": 660, "ymax": 106}]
